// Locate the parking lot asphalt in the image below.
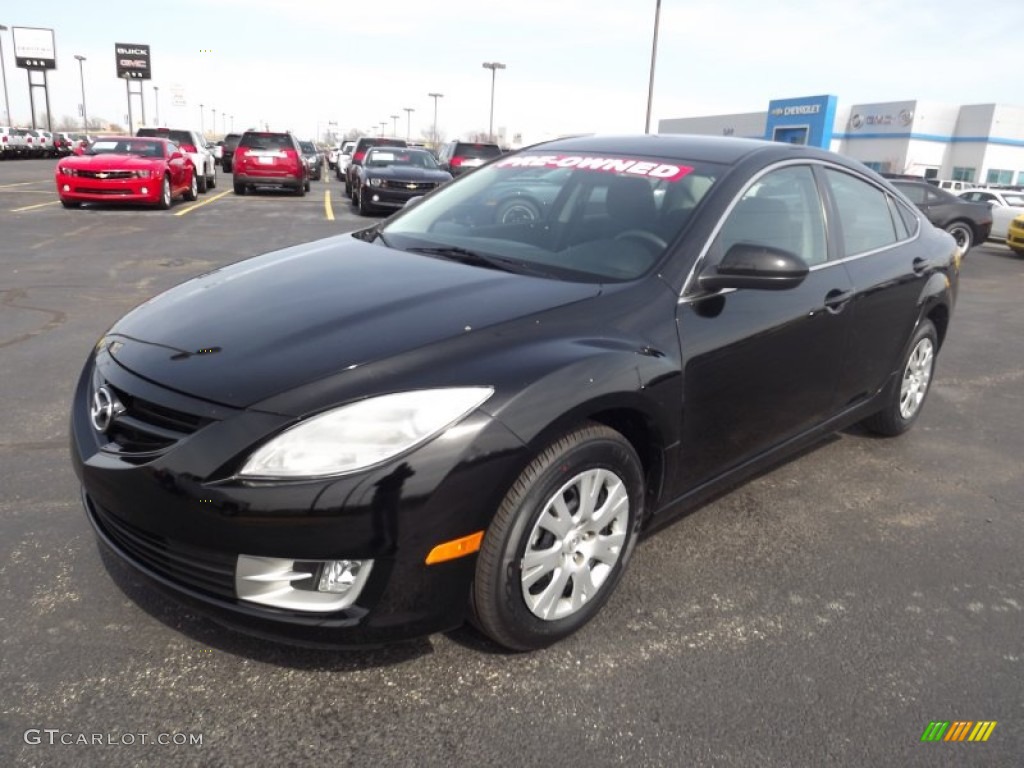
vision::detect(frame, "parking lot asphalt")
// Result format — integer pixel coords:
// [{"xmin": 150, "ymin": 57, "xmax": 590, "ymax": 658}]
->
[{"xmin": 1, "ymin": 157, "xmax": 1021, "ymax": 767}]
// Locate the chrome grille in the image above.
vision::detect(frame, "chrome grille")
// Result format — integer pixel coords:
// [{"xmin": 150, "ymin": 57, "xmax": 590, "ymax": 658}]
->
[
  {"xmin": 78, "ymin": 170, "xmax": 135, "ymax": 180},
  {"xmin": 381, "ymin": 180, "xmax": 437, "ymax": 191},
  {"xmin": 100, "ymin": 383, "xmax": 212, "ymax": 456}
]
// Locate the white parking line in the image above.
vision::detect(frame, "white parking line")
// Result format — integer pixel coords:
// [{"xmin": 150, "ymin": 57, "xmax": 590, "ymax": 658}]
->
[
  {"xmin": 174, "ymin": 189, "xmax": 232, "ymax": 217},
  {"xmin": 11, "ymin": 200, "xmax": 61, "ymax": 212}
]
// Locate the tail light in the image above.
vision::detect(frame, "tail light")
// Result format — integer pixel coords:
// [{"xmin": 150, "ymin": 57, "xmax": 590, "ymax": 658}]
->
[
  {"xmin": 354, "ymin": 151, "xmax": 366, "ymax": 163},
  {"xmin": 450, "ymin": 156, "xmax": 464, "ymax": 167},
  {"xmin": 180, "ymin": 144, "xmax": 197, "ymax": 153}
]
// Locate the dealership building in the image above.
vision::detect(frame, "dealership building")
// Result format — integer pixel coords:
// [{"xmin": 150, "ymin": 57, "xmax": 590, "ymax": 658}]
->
[{"xmin": 659, "ymin": 95, "xmax": 1024, "ymax": 185}]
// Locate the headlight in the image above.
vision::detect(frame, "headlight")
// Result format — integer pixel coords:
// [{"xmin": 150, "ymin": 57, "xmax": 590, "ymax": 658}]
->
[
  {"xmin": 132, "ymin": 170, "xmax": 152, "ymax": 178},
  {"xmin": 368, "ymin": 177, "xmax": 385, "ymax": 187},
  {"xmin": 238, "ymin": 387, "xmax": 494, "ymax": 479},
  {"xmin": 60, "ymin": 167, "xmax": 77, "ymax": 176}
]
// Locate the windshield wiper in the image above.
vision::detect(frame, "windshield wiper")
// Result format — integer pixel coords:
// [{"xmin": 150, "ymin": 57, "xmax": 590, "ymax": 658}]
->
[{"xmin": 405, "ymin": 246, "xmax": 526, "ymax": 274}]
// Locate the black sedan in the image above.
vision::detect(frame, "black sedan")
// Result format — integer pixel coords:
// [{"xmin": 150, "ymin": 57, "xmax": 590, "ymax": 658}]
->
[
  {"xmin": 71, "ymin": 135, "xmax": 959, "ymax": 651},
  {"xmin": 299, "ymin": 141, "xmax": 324, "ymax": 181},
  {"xmin": 890, "ymin": 179, "xmax": 992, "ymax": 252},
  {"xmin": 352, "ymin": 147, "xmax": 452, "ymax": 215}
]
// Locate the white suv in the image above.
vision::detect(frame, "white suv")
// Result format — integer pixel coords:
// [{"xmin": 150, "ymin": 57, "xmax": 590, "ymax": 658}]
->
[
  {"xmin": 136, "ymin": 127, "xmax": 217, "ymax": 192},
  {"xmin": 0, "ymin": 127, "xmax": 27, "ymax": 158}
]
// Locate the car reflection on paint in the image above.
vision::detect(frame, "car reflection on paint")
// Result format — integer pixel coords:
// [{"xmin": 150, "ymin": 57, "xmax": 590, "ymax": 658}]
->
[{"xmin": 71, "ymin": 134, "xmax": 959, "ymax": 651}]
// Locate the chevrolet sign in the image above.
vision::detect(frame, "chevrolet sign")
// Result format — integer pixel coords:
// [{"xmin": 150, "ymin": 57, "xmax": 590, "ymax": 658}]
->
[{"xmin": 771, "ymin": 104, "xmax": 821, "ymax": 117}]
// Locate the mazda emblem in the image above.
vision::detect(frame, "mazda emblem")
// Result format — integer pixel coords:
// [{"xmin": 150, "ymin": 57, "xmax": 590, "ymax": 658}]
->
[{"xmin": 90, "ymin": 386, "xmax": 125, "ymax": 434}]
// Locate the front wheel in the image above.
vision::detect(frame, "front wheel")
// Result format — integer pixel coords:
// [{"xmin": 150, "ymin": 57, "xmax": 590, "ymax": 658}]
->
[
  {"xmin": 945, "ymin": 221, "xmax": 973, "ymax": 252},
  {"xmin": 157, "ymin": 175, "xmax": 172, "ymax": 210},
  {"xmin": 862, "ymin": 319, "xmax": 938, "ymax": 436},
  {"xmin": 472, "ymin": 423, "xmax": 644, "ymax": 651}
]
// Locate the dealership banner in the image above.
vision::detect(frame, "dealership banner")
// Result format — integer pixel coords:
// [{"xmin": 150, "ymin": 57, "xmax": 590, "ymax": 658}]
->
[
  {"xmin": 13, "ymin": 27, "xmax": 57, "ymax": 69},
  {"xmin": 115, "ymin": 43, "xmax": 152, "ymax": 79}
]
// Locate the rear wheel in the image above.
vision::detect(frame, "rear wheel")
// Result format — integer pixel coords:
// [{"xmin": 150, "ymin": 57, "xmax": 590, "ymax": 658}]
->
[
  {"xmin": 197, "ymin": 171, "xmax": 208, "ymax": 194},
  {"xmin": 862, "ymin": 319, "xmax": 937, "ymax": 436},
  {"xmin": 472, "ymin": 423, "xmax": 644, "ymax": 650},
  {"xmin": 295, "ymin": 182, "xmax": 306, "ymax": 197},
  {"xmin": 233, "ymin": 181, "xmax": 246, "ymax": 195},
  {"xmin": 208, "ymin": 166, "xmax": 217, "ymax": 189},
  {"xmin": 183, "ymin": 170, "xmax": 198, "ymax": 201},
  {"xmin": 304, "ymin": 178, "xmax": 311, "ymax": 193},
  {"xmin": 945, "ymin": 221, "xmax": 973, "ymax": 252}
]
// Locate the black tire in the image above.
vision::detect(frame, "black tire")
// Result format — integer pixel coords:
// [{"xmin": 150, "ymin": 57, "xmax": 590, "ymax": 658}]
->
[
  {"xmin": 304, "ymin": 178, "xmax": 311, "ymax": 192},
  {"xmin": 208, "ymin": 168, "xmax": 217, "ymax": 189},
  {"xmin": 862, "ymin": 319, "xmax": 938, "ymax": 436},
  {"xmin": 233, "ymin": 181, "xmax": 246, "ymax": 195},
  {"xmin": 60, "ymin": 199, "xmax": 80, "ymax": 209},
  {"xmin": 157, "ymin": 175, "xmax": 172, "ymax": 210},
  {"xmin": 295, "ymin": 182, "xmax": 306, "ymax": 197},
  {"xmin": 496, "ymin": 198, "xmax": 540, "ymax": 224},
  {"xmin": 356, "ymin": 187, "xmax": 371, "ymax": 215},
  {"xmin": 945, "ymin": 221, "xmax": 973, "ymax": 252},
  {"xmin": 222, "ymin": 160, "xmax": 232, "ymax": 173},
  {"xmin": 183, "ymin": 170, "xmax": 198, "ymax": 201},
  {"xmin": 472, "ymin": 423, "xmax": 644, "ymax": 651},
  {"xmin": 344, "ymin": 178, "xmax": 352, "ymax": 198}
]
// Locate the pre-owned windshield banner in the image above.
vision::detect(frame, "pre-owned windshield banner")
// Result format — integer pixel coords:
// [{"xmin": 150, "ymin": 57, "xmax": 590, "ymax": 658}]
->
[{"xmin": 494, "ymin": 154, "xmax": 693, "ymax": 181}]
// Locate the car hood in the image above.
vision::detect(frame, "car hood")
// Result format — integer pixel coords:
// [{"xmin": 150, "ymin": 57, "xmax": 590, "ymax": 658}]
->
[
  {"xmin": 105, "ymin": 235, "xmax": 601, "ymax": 408},
  {"xmin": 61, "ymin": 154, "xmax": 163, "ymax": 169}
]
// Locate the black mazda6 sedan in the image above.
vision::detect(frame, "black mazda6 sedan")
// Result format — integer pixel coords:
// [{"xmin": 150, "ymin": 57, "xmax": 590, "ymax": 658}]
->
[{"xmin": 71, "ymin": 135, "xmax": 960, "ymax": 651}]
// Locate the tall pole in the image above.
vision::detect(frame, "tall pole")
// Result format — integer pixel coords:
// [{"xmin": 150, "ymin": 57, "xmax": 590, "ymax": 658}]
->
[
  {"xmin": 153, "ymin": 85, "xmax": 159, "ymax": 126},
  {"xmin": 644, "ymin": 0, "xmax": 662, "ymax": 134},
  {"xmin": 0, "ymin": 26, "xmax": 11, "ymax": 126},
  {"xmin": 74, "ymin": 55, "xmax": 88, "ymax": 133},
  {"xmin": 428, "ymin": 92, "xmax": 443, "ymax": 149},
  {"xmin": 125, "ymin": 79, "xmax": 133, "ymax": 135},
  {"xmin": 230, "ymin": 114, "xmax": 234, "ymax": 132},
  {"xmin": 212, "ymin": 107, "xmax": 217, "ymax": 138},
  {"xmin": 482, "ymin": 62, "xmax": 506, "ymax": 143},
  {"xmin": 403, "ymin": 107, "xmax": 414, "ymax": 140},
  {"xmin": 390, "ymin": 114, "xmax": 399, "ymax": 138},
  {"xmin": 199, "ymin": 103, "xmax": 204, "ymax": 134},
  {"xmin": 379, "ymin": 121, "xmax": 386, "ymax": 137}
]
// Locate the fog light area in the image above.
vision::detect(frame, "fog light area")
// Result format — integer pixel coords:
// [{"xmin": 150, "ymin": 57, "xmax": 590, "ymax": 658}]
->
[{"xmin": 236, "ymin": 555, "xmax": 373, "ymax": 612}]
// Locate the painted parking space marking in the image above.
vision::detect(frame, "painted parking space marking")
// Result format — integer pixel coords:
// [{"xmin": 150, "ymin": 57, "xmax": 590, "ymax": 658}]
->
[
  {"xmin": 11, "ymin": 200, "xmax": 61, "ymax": 212},
  {"xmin": 174, "ymin": 189, "xmax": 232, "ymax": 217},
  {"xmin": 324, "ymin": 190, "xmax": 334, "ymax": 221}
]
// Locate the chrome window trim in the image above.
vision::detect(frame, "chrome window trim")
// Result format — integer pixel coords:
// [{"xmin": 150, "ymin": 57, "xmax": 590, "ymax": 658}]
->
[{"xmin": 679, "ymin": 158, "xmax": 923, "ymax": 302}]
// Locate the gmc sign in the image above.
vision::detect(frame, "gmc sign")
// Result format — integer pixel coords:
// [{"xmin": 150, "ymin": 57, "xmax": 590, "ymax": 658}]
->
[{"xmin": 115, "ymin": 43, "xmax": 152, "ymax": 79}]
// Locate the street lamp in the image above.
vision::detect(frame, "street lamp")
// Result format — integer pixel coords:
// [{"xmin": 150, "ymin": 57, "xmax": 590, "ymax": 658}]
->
[
  {"xmin": 403, "ymin": 107, "xmax": 414, "ymax": 140},
  {"xmin": 390, "ymin": 114, "xmax": 399, "ymax": 138},
  {"xmin": 0, "ymin": 25, "xmax": 11, "ymax": 126},
  {"xmin": 428, "ymin": 92, "xmax": 443, "ymax": 149},
  {"xmin": 211, "ymin": 107, "xmax": 216, "ymax": 138},
  {"xmin": 200, "ymin": 103, "xmax": 205, "ymax": 134},
  {"xmin": 153, "ymin": 85, "xmax": 159, "ymax": 126},
  {"xmin": 230, "ymin": 114, "xmax": 234, "ymax": 132},
  {"xmin": 644, "ymin": 0, "xmax": 662, "ymax": 134},
  {"xmin": 379, "ymin": 121, "xmax": 386, "ymax": 137},
  {"xmin": 74, "ymin": 55, "xmax": 88, "ymax": 133},
  {"xmin": 481, "ymin": 62, "xmax": 506, "ymax": 143}
]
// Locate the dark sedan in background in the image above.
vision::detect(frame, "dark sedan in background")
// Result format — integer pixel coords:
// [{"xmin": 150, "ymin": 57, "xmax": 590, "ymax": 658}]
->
[
  {"xmin": 351, "ymin": 146, "xmax": 452, "ymax": 215},
  {"xmin": 890, "ymin": 179, "xmax": 992, "ymax": 251},
  {"xmin": 299, "ymin": 141, "xmax": 324, "ymax": 181},
  {"xmin": 71, "ymin": 135, "xmax": 958, "ymax": 651}
]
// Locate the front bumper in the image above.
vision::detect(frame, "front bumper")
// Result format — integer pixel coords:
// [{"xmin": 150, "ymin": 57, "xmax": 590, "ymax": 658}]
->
[
  {"xmin": 1008, "ymin": 222, "xmax": 1024, "ymax": 253},
  {"xmin": 361, "ymin": 182, "xmax": 440, "ymax": 210},
  {"xmin": 56, "ymin": 176, "xmax": 161, "ymax": 203},
  {"xmin": 70, "ymin": 351, "xmax": 527, "ymax": 646}
]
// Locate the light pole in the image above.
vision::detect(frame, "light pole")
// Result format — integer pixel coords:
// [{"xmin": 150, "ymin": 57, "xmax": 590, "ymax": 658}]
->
[
  {"xmin": 428, "ymin": 92, "xmax": 443, "ymax": 149},
  {"xmin": 153, "ymin": 84, "xmax": 159, "ymax": 125},
  {"xmin": 211, "ymin": 107, "xmax": 216, "ymax": 138},
  {"xmin": 230, "ymin": 114, "xmax": 234, "ymax": 132},
  {"xmin": 644, "ymin": 0, "xmax": 662, "ymax": 134},
  {"xmin": 379, "ymin": 121, "xmax": 386, "ymax": 137},
  {"xmin": 403, "ymin": 107, "xmax": 414, "ymax": 140},
  {"xmin": 0, "ymin": 25, "xmax": 10, "ymax": 126},
  {"xmin": 482, "ymin": 62, "xmax": 506, "ymax": 143},
  {"xmin": 390, "ymin": 114, "xmax": 399, "ymax": 138},
  {"xmin": 74, "ymin": 55, "xmax": 88, "ymax": 133},
  {"xmin": 200, "ymin": 103, "xmax": 204, "ymax": 135}
]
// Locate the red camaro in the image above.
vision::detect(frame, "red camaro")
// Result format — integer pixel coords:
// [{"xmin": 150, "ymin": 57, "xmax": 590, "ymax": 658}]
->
[{"xmin": 56, "ymin": 137, "xmax": 197, "ymax": 209}]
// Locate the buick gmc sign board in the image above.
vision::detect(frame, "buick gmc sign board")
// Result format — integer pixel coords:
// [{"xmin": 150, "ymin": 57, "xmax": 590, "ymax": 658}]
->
[{"xmin": 115, "ymin": 43, "xmax": 151, "ymax": 79}]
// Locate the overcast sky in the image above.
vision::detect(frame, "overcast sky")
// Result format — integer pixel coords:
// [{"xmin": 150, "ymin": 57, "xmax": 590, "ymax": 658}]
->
[{"xmin": 2, "ymin": 0, "xmax": 1022, "ymax": 144}]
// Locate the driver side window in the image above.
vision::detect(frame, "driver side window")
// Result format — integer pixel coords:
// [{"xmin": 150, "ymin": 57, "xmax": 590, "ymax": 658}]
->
[{"xmin": 715, "ymin": 165, "xmax": 828, "ymax": 266}]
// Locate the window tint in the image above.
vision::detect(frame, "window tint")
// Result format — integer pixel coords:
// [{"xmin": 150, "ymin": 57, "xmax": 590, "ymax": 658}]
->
[
  {"xmin": 717, "ymin": 165, "xmax": 828, "ymax": 266},
  {"xmin": 894, "ymin": 182, "xmax": 925, "ymax": 204},
  {"xmin": 239, "ymin": 133, "xmax": 294, "ymax": 150},
  {"xmin": 825, "ymin": 169, "xmax": 898, "ymax": 255},
  {"xmin": 453, "ymin": 143, "xmax": 502, "ymax": 160},
  {"xmin": 895, "ymin": 199, "xmax": 919, "ymax": 235}
]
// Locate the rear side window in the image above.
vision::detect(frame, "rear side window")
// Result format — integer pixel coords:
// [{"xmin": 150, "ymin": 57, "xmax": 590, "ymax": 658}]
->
[
  {"xmin": 825, "ymin": 169, "xmax": 898, "ymax": 255},
  {"xmin": 240, "ymin": 133, "xmax": 294, "ymax": 150},
  {"xmin": 299, "ymin": 142, "xmax": 316, "ymax": 153}
]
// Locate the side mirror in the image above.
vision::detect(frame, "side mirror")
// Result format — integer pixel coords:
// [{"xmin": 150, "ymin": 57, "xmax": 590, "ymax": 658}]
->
[{"xmin": 698, "ymin": 243, "xmax": 808, "ymax": 292}]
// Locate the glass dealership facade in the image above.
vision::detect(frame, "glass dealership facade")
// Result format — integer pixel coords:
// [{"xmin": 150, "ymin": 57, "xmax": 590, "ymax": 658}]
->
[{"xmin": 659, "ymin": 95, "xmax": 1024, "ymax": 186}]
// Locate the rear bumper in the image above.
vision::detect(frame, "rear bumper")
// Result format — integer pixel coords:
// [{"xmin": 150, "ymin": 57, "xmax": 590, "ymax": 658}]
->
[{"xmin": 234, "ymin": 172, "xmax": 303, "ymax": 187}]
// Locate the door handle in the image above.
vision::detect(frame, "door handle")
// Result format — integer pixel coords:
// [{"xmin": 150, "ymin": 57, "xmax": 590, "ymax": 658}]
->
[
  {"xmin": 823, "ymin": 288, "xmax": 854, "ymax": 313},
  {"xmin": 912, "ymin": 257, "xmax": 928, "ymax": 274}
]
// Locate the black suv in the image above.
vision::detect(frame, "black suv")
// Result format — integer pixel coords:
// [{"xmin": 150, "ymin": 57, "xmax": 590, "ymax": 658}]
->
[
  {"xmin": 437, "ymin": 141, "xmax": 503, "ymax": 177},
  {"xmin": 220, "ymin": 133, "xmax": 243, "ymax": 173},
  {"xmin": 344, "ymin": 137, "xmax": 407, "ymax": 197},
  {"xmin": 890, "ymin": 180, "xmax": 993, "ymax": 252}
]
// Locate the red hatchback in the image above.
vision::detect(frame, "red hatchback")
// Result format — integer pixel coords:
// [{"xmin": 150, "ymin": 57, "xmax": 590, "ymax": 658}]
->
[
  {"xmin": 55, "ymin": 137, "xmax": 197, "ymax": 209},
  {"xmin": 232, "ymin": 131, "xmax": 309, "ymax": 196}
]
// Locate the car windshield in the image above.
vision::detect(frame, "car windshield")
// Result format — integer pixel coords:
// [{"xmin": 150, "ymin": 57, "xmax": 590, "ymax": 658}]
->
[
  {"xmin": 87, "ymin": 139, "xmax": 164, "ymax": 157},
  {"xmin": 380, "ymin": 151, "xmax": 722, "ymax": 282},
  {"xmin": 137, "ymin": 129, "xmax": 194, "ymax": 146},
  {"xmin": 1002, "ymin": 193, "xmax": 1024, "ymax": 206},
  {"xmin": 365, "ymin": 149, "xmax": 438, "ymax": 169}
]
